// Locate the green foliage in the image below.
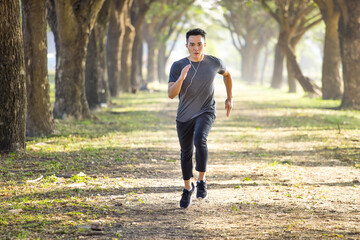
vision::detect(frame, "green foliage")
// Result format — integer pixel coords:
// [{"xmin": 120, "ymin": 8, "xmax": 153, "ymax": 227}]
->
[
  {"xmin": 44, "ymin": 174, "xmax": 59, "ymax": 183},
  {"xmin": 145, "ymin": 0, "xmax": 195, "ymax": 43},
  {"xmin": 231, "ymin": 205, "xmax": 241, "ymax": 211},
  {"xmin": 70, "ymin": 172, "xmax": 87, "ymax": 183}
]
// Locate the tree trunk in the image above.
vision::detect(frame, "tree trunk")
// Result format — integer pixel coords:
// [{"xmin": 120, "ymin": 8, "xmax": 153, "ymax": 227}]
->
[
  {"xmin": 0, "ymin": 0, "xmax": 26, "ymax": 152},
  {"xmin": 86, "ymin": 0, "xmax": 111, "ymax": 109},
  {"xmin": 129, "ymin": 0, "xmax": 154, "ymax": 93},
  {"xmin": 106, "ymin": 0, "xmax": 127, "ymax": 97},
  {"xmin": 86, "ymin": 30, "xmax": 102, "ymax": 109},
  {"xmin": 158, "ymin": 45, "xmax": 166, "ymax": 83},
  {"xmin": 322, "ymin": 8, "xmax": 342, "ymax": 99},
  {"xmin": 241, "ymin": 48, "xmax": 252, "ymax": 83},
  {"xmin": 130, "ymin": 29, "xmax": 143, "ymax": 92},
  {"xmin": 261, "ymin": 0, "xmax": 322, "ymax": 93},
  {"xmin": 53, "ymin": 0, "xmax": 105, "ymax": 119},
  {"xmin": 157, "ymin": 24, "xmax": 184, "ymax": 84},
  {"xmin": 22, "ymin": 0, "xmax": 55, "ymax": 137},
  {"xmin": 271, "ymin": 40, "xmax": 285, "ymax": 89},
  {"xmin": 287, "ymin": 40, "xmax": 298, "ymax": 93},
  {"xmin": 251, "ymin": 45, "xmax": 262, "ymax": 84},
  {"xmin": 54, "ymin": 32, "xmax": 90, "ymax": 119},
  {"xmin": 286, "ymin": 56, "xmax": 297, "ymax": 93},
  {"xmin": 120, "ymin": 23, "xmax": 135, "ymax": 93},
  {"xmin": 241, "ymin": 44, "xmax": 261, "ymax": 84},
  {"xmin": 338, "ymin": 0, "xmax": 360, "ymax": 109},
  {"xmin": 47, "ymin": 0, "xmax": 59, "ymax": 68},
  {"xmin": 260, "ymin": 45, "xmax": 269, "ymax": 85},
  {"xmin": 281, "ymin": 43, "xmax": 321, "ymax": 96},
  {"xmin": 137, "ymin": 37, "xmax": 145, "ymax": 91},
  {"xmin": 99, "ymin": 41, "xmax": 111, "ymax": 106},
  {"xmin": 147, "ymin": 39, "xmax": 159, "ymax": 83}
]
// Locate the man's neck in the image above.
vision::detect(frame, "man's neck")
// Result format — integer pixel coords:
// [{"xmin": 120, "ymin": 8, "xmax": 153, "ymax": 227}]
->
[{"xmin": 188, "ymin": 54, "xmax": 205, "ymax": 62}]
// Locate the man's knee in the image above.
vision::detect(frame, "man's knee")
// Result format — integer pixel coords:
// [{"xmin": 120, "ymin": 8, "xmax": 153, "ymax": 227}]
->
[
  {"xmin": 181, "ymin": 147, "xmax": 193, "ymax": 159},
  {"xmin": 194, "ymin": 135, "xmax": 207, "ymax": 149}
]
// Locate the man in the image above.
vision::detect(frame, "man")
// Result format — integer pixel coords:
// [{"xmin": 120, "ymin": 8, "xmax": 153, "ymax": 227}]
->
[{"xmin": 168, "ymin": 28, "xmax": 233, "ymax": 208}]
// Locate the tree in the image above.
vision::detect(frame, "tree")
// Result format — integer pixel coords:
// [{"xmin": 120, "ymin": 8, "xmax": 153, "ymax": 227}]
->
[
  {"xmin": 157, "ymin": 22, "xmax": 185, "ymax": 83},
  {"xmin": 120, "ymin": 0, "xmax": 135, "ymax": 93},
  {"xmin": 22, "ymin": 0, "xmax": 55, "ymax": 137},
  {"xmin": 48, "ymin": 0, "xmax": 105, "ymax": 119},
  {"xmin": 107, "ymin": 0, "xmax": 128, "ymax": 96},
  {"xmin": 336, "ymin": 0, "xmax": 360, "ymax": 109},
  {"xmin": 46, "ymin": 0, "xmax": 60, "ymax": 72},
  {"xmin": 0, "ymin": 0, "xmax": 26, "ymax": 152},
  {"xmin": 86, "ymin": 0, "xmax": 111, "ymax": 109},
  {"xmin": 129, "ymin": 0, "xmax": 156, "ymax": 93},
  {"xmin": 221, "ymin": 0, "xmax": 275, "ymax": 84},
  {"xmin": 262, "ymin": 0, "xmax": 322, "ymax": 95},
  {"xmin": 314, "ymin": 0, "xmax": 342, "ymax": 100},
  {"xmin": 143, "ymin": 0, "xmax": 193, "ymax": 86},
  {"xmin": 271, "ymin": 29, "xmax": 286, "ymax": 89}
]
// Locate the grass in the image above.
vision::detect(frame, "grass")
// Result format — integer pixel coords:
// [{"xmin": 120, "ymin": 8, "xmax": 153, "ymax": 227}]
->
[{"xmin": 0, "ymin": 80, "xmax": 359, "ymax": 239}]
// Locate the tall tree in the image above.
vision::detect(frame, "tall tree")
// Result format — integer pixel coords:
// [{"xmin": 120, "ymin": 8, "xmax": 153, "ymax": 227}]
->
[
  {"xmin": 22, "ymin": 0, "xmax": 55, "ymax": 137},
  {"xmin": 47, "ymin": 0, "xmax": 59, "ymax": 69},
  {"xmin": 85, "ymin": 0, "xmax": 111, "ymax": 109},
  {"xmin": 271, "ymin": 30, "xmax": 285, "ymax": 89},
  {"xmin": 314, "ymin": 0, "xmax": 342, "ymax": 100},
  {"xmin": 129, "ymin": 0, "xmax": 156, "ymax": 93},
  {"xmin": 48, "ymin": 0, "xmax": 105, "ymax": 119},
  {"xmin": 143, "ymin": 0, "xmax": 193, "ymax": 86},
  {"xmin": 0, "ymin": 0, "xmax": 26, "ymax": 152},
  {"xmin": 107, "ymin": 0, "xmax": 127, "ymax": 96},
  {"xmin": 262, "ymin": 0, "xmax": 322, "ymax": 95},
  {"xmin": 221, "ymin": 0, "xmax": 275, "ymax": 84},
  {"xmin": 120, "ymin": 0, "xmax": 135, "ymax": 93},
  {"xmin": 336, "ymin": 0, "xmax": 360, "ymax": 109},
  {"xmin": 157, "ymin": 22, "xmax": 185, "ymax": 83}
]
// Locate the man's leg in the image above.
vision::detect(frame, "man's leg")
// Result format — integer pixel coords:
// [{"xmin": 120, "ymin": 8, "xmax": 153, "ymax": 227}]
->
[
  {"xmin": 193, "ymin": 112, "xmax": 215, "ymax": 174},
  {"xmin": 176, "ymin": 119, "xmax": 195, "ymax": 188},
  {"xmin": 193, "ymin": 112, "xmax": 215, "ymax": 199},
  {"xmin": 177, "ymin": 119, "xmax": 196, "ymax": 208},
  {"xmin": 198, "ymin": 172, "xmax": 206, "ymax": 182}
]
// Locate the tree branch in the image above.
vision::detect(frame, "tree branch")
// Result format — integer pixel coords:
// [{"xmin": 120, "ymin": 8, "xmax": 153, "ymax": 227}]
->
[
  {"xmin": 261, "ymin": 0, "xmax": 281, "ymax": 23},
  {"xmin": 336, "ymin": 0, "xmax": 348, "ymax": 26}
]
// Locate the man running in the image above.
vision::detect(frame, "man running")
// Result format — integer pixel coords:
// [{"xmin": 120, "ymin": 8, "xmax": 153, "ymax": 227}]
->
[{"xmin": 168, "ymin": 28, "xmax": 233, "ymax": 208}]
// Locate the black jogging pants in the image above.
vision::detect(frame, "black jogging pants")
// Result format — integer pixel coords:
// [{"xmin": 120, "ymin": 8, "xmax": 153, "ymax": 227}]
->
[{"xmin": 176, "ymin": 112, "xmax": 215, "ymax": 180}]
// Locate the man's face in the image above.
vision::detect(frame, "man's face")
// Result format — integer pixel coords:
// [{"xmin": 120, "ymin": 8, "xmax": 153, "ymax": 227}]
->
[{"xmin": 186, "ymin": 35, "xmax": 206, "ymax": 60}]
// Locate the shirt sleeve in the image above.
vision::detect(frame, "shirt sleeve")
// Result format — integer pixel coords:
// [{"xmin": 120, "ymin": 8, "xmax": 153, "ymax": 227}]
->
[
  {"xmin": 169, "ymin": 62, "xmax": 181, "ymax": 83},
  {"xmin": 217, "ymin": 58, "xmax": 226, "ymax": 75}
]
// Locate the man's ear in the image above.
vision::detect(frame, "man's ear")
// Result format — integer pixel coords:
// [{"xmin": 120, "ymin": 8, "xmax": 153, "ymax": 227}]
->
[{"xmin": 204, "ymin": 42, "xmax": 207, "ymax": 47}]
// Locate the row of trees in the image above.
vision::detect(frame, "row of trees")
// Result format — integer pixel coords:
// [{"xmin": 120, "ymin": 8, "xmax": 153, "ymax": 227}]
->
[
  {"xmin": 0, "ymin": 0, "xmax": 194, "ymax": 152},
  {"xmin": 1, "ymin": 0, "xmax": 360, "ymax": 153},
  {"xmin": 220, "ymin": 0, "xmax": 360, "ymax": 107}
]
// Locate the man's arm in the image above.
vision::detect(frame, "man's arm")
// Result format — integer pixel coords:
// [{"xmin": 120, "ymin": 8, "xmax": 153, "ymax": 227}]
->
[
  {"xmin": 222, "ymin": 70, "xmax": 233, "ymax": 117},
  {"xmin": 168, "ymin": 64, "xmax": 191, "ymax": 99}
]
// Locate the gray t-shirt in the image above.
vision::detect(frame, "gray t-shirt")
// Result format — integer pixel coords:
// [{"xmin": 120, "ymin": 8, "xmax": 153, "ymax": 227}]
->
[{"xmin": 169, "ymin": 55, "xmax": 226, "ymax": 122}]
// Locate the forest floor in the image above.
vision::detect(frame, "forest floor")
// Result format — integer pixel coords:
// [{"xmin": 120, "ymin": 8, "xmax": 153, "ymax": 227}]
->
[{"xmin": 1, "ymin": 82, "xmax": 360, "ymax": 240}]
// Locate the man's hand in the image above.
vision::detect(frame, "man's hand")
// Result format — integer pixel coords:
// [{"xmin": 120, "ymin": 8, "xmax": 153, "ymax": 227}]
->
[
  {"xmin": 168, "ymin": 64, "xmax": 191, "ymax": 99},
  {"xmin": 225, "ymin": 98, "xmax": 233, "ymax": 117},
  {"xmin": 222, "ymin": 70, "xmax": 233, "ymax": 117},
  {"xmin": 179, "ymin": 64, "xmax": 191, "ymax": 81}
]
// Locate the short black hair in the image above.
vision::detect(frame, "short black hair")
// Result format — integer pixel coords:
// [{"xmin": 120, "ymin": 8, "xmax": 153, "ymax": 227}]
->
[{"xmin": 186, "ymin": 28, "xmax": 206, "ymax": 42}]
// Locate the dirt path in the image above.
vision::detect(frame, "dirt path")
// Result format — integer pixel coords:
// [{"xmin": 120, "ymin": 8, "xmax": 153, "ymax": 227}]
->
[
  {"xmin": 2, "ymin": 83, "xmax": 359, "ymax": 239},
  {"xmin": 89, "ymin": 83, "xmax": 359, "ymax": 239}
]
